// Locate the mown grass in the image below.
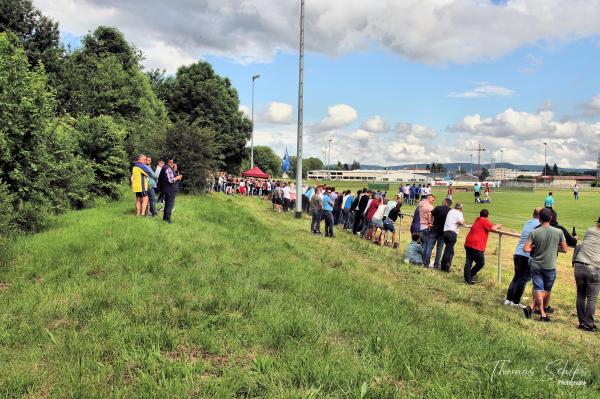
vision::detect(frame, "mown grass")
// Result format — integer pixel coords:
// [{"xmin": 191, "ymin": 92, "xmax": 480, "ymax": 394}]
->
[
  {"xmin": 0, "ymin": 192, "xmax": 599, "ymax": 398},
  {"xmin": 304, "ymin": 179, "xmax": 599, "ymax": 231}
]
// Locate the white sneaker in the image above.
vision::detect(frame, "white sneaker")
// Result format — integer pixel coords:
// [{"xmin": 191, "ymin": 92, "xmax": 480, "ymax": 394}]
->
[{"xmin": 504, "ymin": 299, "xmax": 511, "ymax": 306}]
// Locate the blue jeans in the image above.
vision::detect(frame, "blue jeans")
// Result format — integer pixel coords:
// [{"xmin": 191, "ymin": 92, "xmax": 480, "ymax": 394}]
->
[
  {"xmin": 427, "ymin": 231, "xmax": 444, "ymax": 268},
  {"xmin": 311, "ymin": 209, "xmax": 322, "ymax": 232},
  {"xmin": 530, "ymin": 265, "xmax": 556, "ymax": 292},
  {"xmin": 147, "ymin": 187, "xmax": 157, "ymax": 216},
  {"xmin": 323, "ymin": 210, "xmax": 334, "ymax": 236},
  {"xmin": 420, "ymin": 228, "xmax": 433, "ymax": 266}
]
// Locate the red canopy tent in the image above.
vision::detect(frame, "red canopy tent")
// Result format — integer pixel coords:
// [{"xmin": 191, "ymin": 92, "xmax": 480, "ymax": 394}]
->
[{"xmin": 241, "ymin": 166, "xmax": 269, "ymax": 179}]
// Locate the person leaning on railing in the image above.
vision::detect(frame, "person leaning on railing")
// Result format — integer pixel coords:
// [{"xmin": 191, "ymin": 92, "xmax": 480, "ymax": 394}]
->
[{"xmin": 572, "ymin": 217, "xmax": 600, "ymax": 332}]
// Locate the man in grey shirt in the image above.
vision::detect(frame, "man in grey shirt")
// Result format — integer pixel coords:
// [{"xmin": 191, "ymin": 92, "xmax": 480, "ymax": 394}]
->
[
  {"xmin": 573, "ymin": 217, "xmax": 600, "ymax": 332},
  {"xmin": 523, "ymin": 208, "xmax": 567, "ymax": 322}
]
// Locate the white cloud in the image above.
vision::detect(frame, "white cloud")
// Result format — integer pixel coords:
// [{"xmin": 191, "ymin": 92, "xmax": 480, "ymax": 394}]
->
[
  {"xmin": 395, "ymin": 122, "xmax": 437, "ymax": 139},
  {"xmin": 311, "ymin": 104, "xmax": 358, "ymax": 132},
  {"xmin": 582, "ymin": 94, "xmax": 600, "ymax": 117},
  {"xmin": 450, "ymin": 108, "xmax": 600, "ymax": 168},
  {"xmin": 142, "ymin": 40, "xmax": 196, "ymax": 72},
  {"xmin": 360, "ymin": 115, "xmax": 390, "ymax": 133},
  {"xmin": 448, "ymin": 82, "xmax": 515, "ymax": 98},
  {"xmin": 239, "ymin": 105, "xmax": 251, "ymax": 119},
  {"xmin": 34, "ymin": 0, "xmax": 600, "ymax": 70},
  {"xmin": 262, "ymin": 102, "xmax": 294, "ymax": 124},
  {"xmin": 252, "ymin": 106, "xmax": 598, "ymax": 169}
]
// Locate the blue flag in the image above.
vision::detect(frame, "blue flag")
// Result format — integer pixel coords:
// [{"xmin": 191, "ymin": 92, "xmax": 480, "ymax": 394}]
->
[{"xmin": 282, "ymin": 148, "xmax": 291, "ymax": 173}]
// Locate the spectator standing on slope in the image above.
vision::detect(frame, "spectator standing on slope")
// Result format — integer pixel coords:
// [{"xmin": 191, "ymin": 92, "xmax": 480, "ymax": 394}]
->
[
  {"xmin": 427, "ymin": 197, "xmax": 452, "ymax": 269},
  {"xmin": 309, "ymin": 186, "xmax": 323, "ymax": 234},
  {"xmin": 157, "ymin": 157, "xmax": 182, "ymax": 224},
  {"xmin": 418, "ymin": 194, "xmax": 436, "ymax": 267},
  {"xmin": 322, "ymin": 188, "xmax": 335, "ymax": 238},
  {"xmin": 572, "ymin": 217, "xmax": 600, "ymax": 332},
  {"xmin": 522, "ymin": 208, "xmax": 567, "ymax": 322},
  {"xmin": 441, "ymin": 203, "xmax": 465, "ymax": 272},
  {"xmin": 504, "ymin": 208, "xmax": 541, "ymax": 307},
  {"xmin": 463, "ymin": 209, "xmax": 503, "ymax": 284},
  {"xmin": 144, "ymin": 156, "xmax": 158, "ymax": 217},
  {"xmin": 131, "ymin": 154, "xmax": 150, "ymax": 216}
]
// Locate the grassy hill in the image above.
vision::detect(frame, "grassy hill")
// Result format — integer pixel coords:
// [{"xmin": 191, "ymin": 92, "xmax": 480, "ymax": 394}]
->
[{"xmin": 1, "ymin": 193, "xmax": 599, "ymax": 398}]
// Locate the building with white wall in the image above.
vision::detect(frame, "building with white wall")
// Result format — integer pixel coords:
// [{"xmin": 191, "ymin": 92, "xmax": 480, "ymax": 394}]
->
[
  {"xmin": 494, "ymin": 168, "xmax": 541, "ymax": 180},
  {"xmin": 307, "ymin": 169, "xmax": 431, "ymax": 183}
]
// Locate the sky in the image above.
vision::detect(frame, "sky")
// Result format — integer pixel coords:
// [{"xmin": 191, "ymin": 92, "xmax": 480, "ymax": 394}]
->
[{"xmin": 35, "ymin": 0, "xmax": 600, "ymax": 169}]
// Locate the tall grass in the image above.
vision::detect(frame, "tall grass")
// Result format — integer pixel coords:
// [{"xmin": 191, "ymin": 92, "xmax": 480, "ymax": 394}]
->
[{"xmin": 0, "ymin": 192, "xmax": 598, "ymax": 398}]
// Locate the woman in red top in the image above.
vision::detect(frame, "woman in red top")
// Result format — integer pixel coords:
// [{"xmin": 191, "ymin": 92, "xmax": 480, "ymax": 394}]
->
[
  {"xmin": 365, "ymin": 196, "xmax": 381, "ymax": 240},
  {"xmin": 463, "ymin": 209, "xmax": 503, "ymax": 284}
]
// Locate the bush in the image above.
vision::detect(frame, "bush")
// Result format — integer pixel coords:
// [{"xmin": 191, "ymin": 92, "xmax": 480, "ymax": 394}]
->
[
  {"xmin": 165, "ymin": 120, "xmax": 222, "ymax": 193},
  {"xmin": 74, "ymin": 115, "xmax": 128, "ymax": 199},
  {"xmin": 0, "ymin": 180, "xmax": 16, "ymax": 236}
]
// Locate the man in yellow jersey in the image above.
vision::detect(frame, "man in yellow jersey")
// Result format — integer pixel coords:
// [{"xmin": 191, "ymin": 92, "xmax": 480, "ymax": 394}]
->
[{"xmin": 131, "ymin": 154, "xmax": 150, "ymax": 216}]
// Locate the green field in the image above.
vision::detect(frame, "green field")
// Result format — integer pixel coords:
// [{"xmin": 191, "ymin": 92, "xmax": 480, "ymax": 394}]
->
[
  {"xmin": 1, "ymin": 191, "xmax": 599, "ymax": 398},
  {"xmin": 304, "ymin": 180, "xmax": 600, "ymax": 232}
]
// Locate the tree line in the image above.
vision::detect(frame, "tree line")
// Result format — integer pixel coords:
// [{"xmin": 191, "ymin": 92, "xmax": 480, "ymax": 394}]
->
[{"xmin": 0, "ymin": 0, "xmax": 254, "ymax": 234}]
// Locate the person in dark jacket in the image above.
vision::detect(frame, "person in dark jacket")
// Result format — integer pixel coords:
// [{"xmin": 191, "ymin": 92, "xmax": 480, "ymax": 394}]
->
[
  {"xmin": 550, "ymin": 209, "xmax": 578, "ymax": 247},
  {"xmin": 353, "ymin": 189, "xmax": 370, "ymax": 234},
  {"xmin": 157, "ymin": 157, "xmax": 182, "ymax": 224}
]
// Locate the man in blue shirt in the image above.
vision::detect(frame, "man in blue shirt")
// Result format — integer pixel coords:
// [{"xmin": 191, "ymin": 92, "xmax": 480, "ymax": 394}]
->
[
  {"xmin": 322, "ymin": 188, "xmax": 335, "ymax": 237},
  {"xmin": 342, "ymin": 190, "xmax": 354, "ymax": 229},
  {"xmin": 544, "ymin": 192, "xmax": 554, "ymax": 208},
  {"xmin": 504, "ymin": 208, "xmax": 541, "ymax": 306}
]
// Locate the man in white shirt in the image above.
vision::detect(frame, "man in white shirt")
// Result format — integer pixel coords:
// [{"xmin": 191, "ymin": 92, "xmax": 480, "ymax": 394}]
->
[
  {"xmin": 402, "ymin": 184, "xmax": 410, "ymax": 203},
  {"xmin": 282, "ymin": 184, "xmax": 291, "ymax": 212},
  {"xmin": 441, "ymin": 202, "xmax": 465, "ymax": 272}
]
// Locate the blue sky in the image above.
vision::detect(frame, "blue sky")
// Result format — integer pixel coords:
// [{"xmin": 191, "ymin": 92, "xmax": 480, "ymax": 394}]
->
[{"xmin": 36, "ymin": 0, "xmax": 600, "ymax": 169}]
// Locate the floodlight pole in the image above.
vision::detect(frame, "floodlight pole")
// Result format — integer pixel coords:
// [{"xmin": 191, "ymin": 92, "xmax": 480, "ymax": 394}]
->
[
  {"xmin": 250, "ymin": 74, "xmax": 260, "ymax": 168},
  {"xmin": 294, "ymin": 0, "xmax": 305, "ymax": 218},
  {"xmin": 543, "ymin": 142, "xmax": 548, "ymax": 177},
  {"xmin": 328, "ymin": 138, "xmax": 332, "ymax": 179}
]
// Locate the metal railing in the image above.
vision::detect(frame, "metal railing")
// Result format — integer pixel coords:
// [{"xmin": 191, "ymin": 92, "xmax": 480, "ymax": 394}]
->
[{"xmin": 393, "ymin": 212, "xmax": 521, "ymax": 283}]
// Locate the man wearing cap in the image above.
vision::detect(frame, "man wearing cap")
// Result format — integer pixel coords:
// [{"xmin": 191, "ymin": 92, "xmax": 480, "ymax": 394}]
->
[
  {"xmin": 523, "ymin": 208, "xmax": 567, "ymax": 322},
  {"xmin": 157, "ymin": 158, "xmax": 182, "ymax": 224},
  {"xmin": 572, "ymin": 217, "xmax": 600, "ymax": 332}
]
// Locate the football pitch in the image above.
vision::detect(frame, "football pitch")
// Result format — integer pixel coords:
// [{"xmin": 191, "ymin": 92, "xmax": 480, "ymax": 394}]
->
[{"xmin": 307, "ymin": 181, "xmax": 600, "ymax": 232}]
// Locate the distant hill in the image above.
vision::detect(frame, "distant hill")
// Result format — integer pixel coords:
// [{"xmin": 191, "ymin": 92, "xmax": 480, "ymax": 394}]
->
[{"xmin": 356, "ymin": 163, "xmax": 593, "ymax": 173}]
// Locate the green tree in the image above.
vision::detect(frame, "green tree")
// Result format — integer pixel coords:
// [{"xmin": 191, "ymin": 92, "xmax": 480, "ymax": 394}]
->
[
  {"xmin": 288, "ymin": 157, "xmax": 324, "ymax": 178},
  {"xmin": 165, "ymin": 119, "xmax": 222, "ymax": 193},
  {"xmin": 343, "ymin": 163, "xmax": 349, "ymax": 171},
  {"xmin": 351, "ymin": 160, "xmax": 360, "ymax": 170},
  {"xmin": 479, "ymin": 167, "xmax": 490, "ymax": 181},
  {"xmin": 73, "ymin": 116, "xmax": 129, "ymax": 199},
  {"xmin": 162, "ymin": 62, "xmax": 252, "ymax": 172},
  {"xmin": 60, "ymin": 27, "xmax": 169, "ymax": 158},
  {"xmin": 244, "ymin": 146, "xmax": 281, "ymax": 177},
  {"xmin": 0, "ymin": 0, "xmax": 64, "ymax": 82},
  {"xmin": 552, "ymin": 163, "xmax": 559, "ymax": 176},
  {"xmin": 0, "ymin": 33, "xmax": 94, "ymax": 230}
]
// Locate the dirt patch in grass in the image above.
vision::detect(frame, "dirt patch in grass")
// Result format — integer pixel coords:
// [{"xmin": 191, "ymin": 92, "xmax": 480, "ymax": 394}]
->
[
  {"xmin": 0, "ymin": 282, "xmax": 10, "ymax": 291},
  {"xmin": 48, "ymin": 318, "xmax": 75, "ymax": 330},
  {"xmin": 87, "ymin": 269, "xmax": 106, "ymax": 278}
]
